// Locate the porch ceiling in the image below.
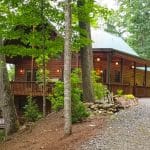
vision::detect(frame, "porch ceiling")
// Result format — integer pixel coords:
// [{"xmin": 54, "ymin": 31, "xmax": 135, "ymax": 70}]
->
[{"xmin": 93, "ymin": 50, "xmax": 150, "ymax": 66}]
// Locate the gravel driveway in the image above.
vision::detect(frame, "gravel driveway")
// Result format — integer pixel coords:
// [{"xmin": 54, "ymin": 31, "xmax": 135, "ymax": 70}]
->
[{"xmin": 80, "ymin": 98, "xmax": 150, "ymax": 150}]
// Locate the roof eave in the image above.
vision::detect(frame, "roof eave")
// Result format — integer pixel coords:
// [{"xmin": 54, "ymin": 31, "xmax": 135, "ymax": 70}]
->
[{"xmin": 92, "ymin": 48, "xmax": 150, "ymax": 66}]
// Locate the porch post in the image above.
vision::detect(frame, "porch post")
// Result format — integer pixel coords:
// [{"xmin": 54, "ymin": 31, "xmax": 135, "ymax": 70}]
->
[
  {"xmin": 133, "ymin": 62, "xmax": 136, "ymax": 95},
  {"xmin": 133, "ymin": 62, "xmax": 136, "ymax": 86},
  {"xmin": 144, "ymin": 64, "xmax": 147, "ymax": 87},
  {"xmin": 106, "ymin": 52, "xmax": 111, "ymax": 90},
  {"xmin": 120, "ymin": 58, "xmax": 123, "ymax": 84}
]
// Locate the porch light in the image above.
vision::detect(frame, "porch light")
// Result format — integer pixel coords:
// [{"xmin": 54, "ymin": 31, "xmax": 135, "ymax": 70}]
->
[
  {"xmin": 56, "ymin": 69, "xmax": 60, "ymax": 73},
  {"xmin": 100, "ymin": 70, "xmax": 103, "ymax": 73},
  {"xmin": 19, "ymin": 68, "xmax": 25, "ymax": 75},
  {"xmin": 115, "ymin": 61, "xmax": 119, "ymax": 65},
  {"xmin": 96, "ymin": 57, "xmax": 101, "ymax": 62},
  {"xmin": 131, "ymin": 65, "xmax": 135, "ymax": 69}
]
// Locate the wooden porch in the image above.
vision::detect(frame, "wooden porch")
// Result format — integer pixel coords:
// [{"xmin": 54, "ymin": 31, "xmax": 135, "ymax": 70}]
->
[
  {"xmin": 10, "ymin": 81, "xmax": 54, "ymax": 96},
  {"xmin": 10, "ymin": 81, "xmax": 150, "ymax": 98}
]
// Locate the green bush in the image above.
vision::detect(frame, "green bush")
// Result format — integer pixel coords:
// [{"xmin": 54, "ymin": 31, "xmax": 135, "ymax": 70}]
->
[
  {"xmin": 92, "ymin": 71, "xmax": 107, "ymax": 100},
  {"xmin": 49, "ymin": 68, "xmax": 89, "ymax": 123},
  {"xmin": 71, "ymin": 83, "xmax": 89, "ymax": 123},
  {"xmin": 124, "ymin": 94, "xmax": 135, "ymax": 100},
  {"xmin": 50, "ymin": 81, "xmax": 64, "ymax": 111},
  {"xmin": 0, "ymin": 130, "xmax": 5, "ymax": 142},
  {"xmin": 116, "ymin": 89, "xmax": 123, "ymax": 96},
  {"xmin": 24, "ymin": 96, "xmax": 42, "ymax": 122}
]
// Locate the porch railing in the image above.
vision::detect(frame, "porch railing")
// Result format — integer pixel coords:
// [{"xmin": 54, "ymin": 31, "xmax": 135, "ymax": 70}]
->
[
  {"xmin": 10, "ymin": 81, "xmax": 150, "ymax": 97},
  {"xmin": 134, "ymin": 86, "xmax": 150, "ymax": 97},
  {"xmin": 107, "ymin": 83, "xmax": 150, "ymax": 97},
  {"xmin": 10, "ymin": 81, "xmax": 54, "ymax": 96},
  {"xmin": 106, "ymin": 83, "xmax": 133, "ymax": 95}
]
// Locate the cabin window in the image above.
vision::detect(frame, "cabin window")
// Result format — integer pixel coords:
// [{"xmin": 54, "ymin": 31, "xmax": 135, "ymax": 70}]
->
[
  {"xmin": 114, "ymin": 70, "xmax": 121, "ymax": 83},
  {"xmin": 26, "ymin": 70, "xmax": 36, "ymax": 81}
]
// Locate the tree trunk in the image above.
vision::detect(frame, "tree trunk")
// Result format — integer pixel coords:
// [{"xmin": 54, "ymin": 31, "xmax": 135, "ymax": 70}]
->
[
  {"xmin": 64, "ymin": 0, "xmax": 72, "ymax": 136},
  {"xmin": 0, "ymin": 40, "xmax": 19, "ymax": 135},
  {"xmin": 77, "ymin": 0, "xmax": 95, "ymax": 102}
]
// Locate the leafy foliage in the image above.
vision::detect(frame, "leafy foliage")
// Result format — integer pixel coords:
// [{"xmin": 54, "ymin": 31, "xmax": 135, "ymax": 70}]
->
[
  {"xmin": 1, "ymin": 0, "xmax": 111, "ymax": 56},
  {"xmin": 24, "ymin": 96, "xmax": 42, "ymax": 122},
  {"xmin": 50, "ymin": 81, "xmax": 64, "ymax": 111},
  {"xmin": 0, "ymin": 0, "xmax": 63, "ymax": 57},
  {"xmin": 49, "ymin": 69, "xmax": 89, "ymax": 123},
  {"xmin": 92, "ymin": 71, "xmax": 107, "ymax": 100},
  {"xmin": 116, "ymin": 89, "xmax": 124, "ymax": 97},
  {"xmin": 124, "ymin": 94, "xmax": 135, "ymax": 100},
  {"xmin": 35, "ymin": 55, "xmax": 50, "ymax": 85},
  {"xmin": 105, "ymin": 0, "xmax": 150, "ymax": 58},
  {"xmin": 0, "ymin": 130, "xmax": 5, "ymax": 142}
]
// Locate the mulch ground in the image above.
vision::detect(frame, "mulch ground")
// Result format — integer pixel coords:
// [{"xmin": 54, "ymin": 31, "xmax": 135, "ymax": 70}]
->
[{"xmin": 0, "ymin": 111, "xmax": 107, "ymax": 150}]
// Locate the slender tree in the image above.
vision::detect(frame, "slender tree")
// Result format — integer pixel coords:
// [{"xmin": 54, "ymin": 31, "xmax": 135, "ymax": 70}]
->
[
  {"xmin": 41, "ymin": 0, "xmax": 46, "ymax": 117},
  {"xmin": 64, "ymin": 0, "xmax": 72, "ymax": 135},
  {"xmin": 0, "ymin": 39, "xmax": 19, "ymax": 135}
]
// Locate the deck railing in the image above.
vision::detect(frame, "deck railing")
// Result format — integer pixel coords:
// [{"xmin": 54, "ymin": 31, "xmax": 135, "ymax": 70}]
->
[
  {"xmin": 10, "ymin": 81, "xmax": 150, "ymax": 97},
  {"xmin": 10, "ymin": 81, "xmax": 54, "ymax": 96},
  {"xmin": 107, "ymin": 83, "xmax": 133, "ymax": 95},
  {"xmin": 106, "ymin": 83, "xmax": 150, "ymax": 97},
  {"xmin": 134, "ymin": 86, "xmax": 150, "ymax": 97}
]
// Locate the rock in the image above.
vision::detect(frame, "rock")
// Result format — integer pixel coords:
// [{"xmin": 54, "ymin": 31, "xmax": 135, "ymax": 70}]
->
[
  {"xmin": 40, "ymin": 146, "xmax": 45, "ymax": 149},
  {"xmin": 98, "ymin": 110, "xmax": 102, "ymax": 114},
  {"xmin": 101, "ymin": 104, "xmax": 115, "ymax": 109},
  {"xmin": 19, "ymin": 125, "xmax": 26, "ymax": 131},
  {"xmin": 107, "ymin": 111, "xmax": 114, "ymax": 115},
  {"xmin": 90, "ymin": 105, "xmax": 96, "ymax": 110},
  {"xmin": 89, "ymin": 124, "xmax": 96, "ymax": 127},
  {"xmin": 84, "ymin": 103, "xmax": 93, "ymax": 108}
]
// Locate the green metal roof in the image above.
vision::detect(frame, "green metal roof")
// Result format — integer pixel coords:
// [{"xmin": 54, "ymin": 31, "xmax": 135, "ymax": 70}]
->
[{"xmin": 91, "ymin": 29, "xmax": 139, "ymax": 57}]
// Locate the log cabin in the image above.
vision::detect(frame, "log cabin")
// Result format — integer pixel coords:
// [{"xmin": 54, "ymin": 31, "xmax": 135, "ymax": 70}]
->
[{"xmin": 6, "ymin": 29, "xmax": 150, "ymax": 114}]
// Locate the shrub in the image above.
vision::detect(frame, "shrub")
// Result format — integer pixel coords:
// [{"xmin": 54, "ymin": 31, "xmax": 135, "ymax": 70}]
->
[
  {"xmin": 49, "ymin": 68, "xmax": 89, "ymax": 123},
  {"xmin": 116, "ymin": 89, "xmax": 123, "ymax": 96},
  {"xmin": 50, "ymin": 81, "xmax": 64, "ymax": 111},
  {"xmin": 124, "ymin": 94, "xmax": 135, "ymax": 100},
  {"xmin": 92, "ymin": 71, "xmax": 107, "ymax": 100},
  {"xmin": 0, "ymin": 130, "xmax": 5, "ymax": 142},
  {"xmin": 71, "ymin": 84, "xmax": 89, "ymax": 123},
  {"xmin": 24, "ymin": 96, "xmax": 42, "ymax": 122}
]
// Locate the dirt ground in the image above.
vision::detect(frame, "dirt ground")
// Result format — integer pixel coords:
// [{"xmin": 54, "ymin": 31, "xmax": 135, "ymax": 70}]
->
[{"xmin": 0, "ymin": 111, "xmax": 106, "ymax": 150}]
